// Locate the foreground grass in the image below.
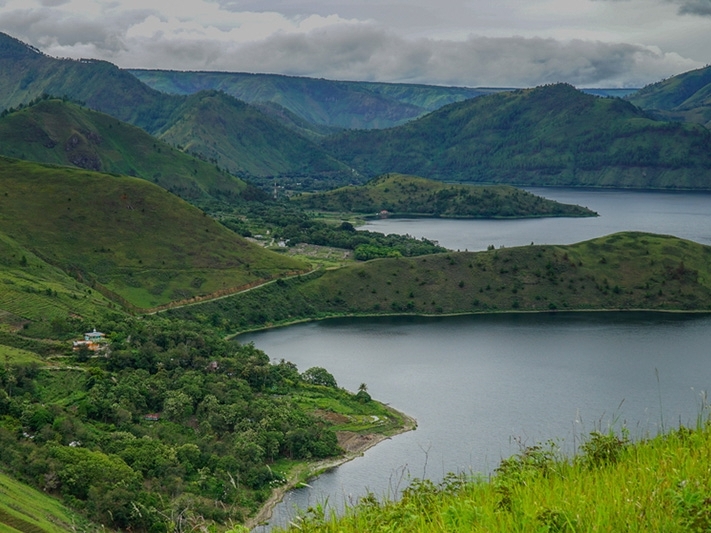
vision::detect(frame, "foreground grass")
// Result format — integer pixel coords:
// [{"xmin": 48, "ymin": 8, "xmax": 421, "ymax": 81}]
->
[{"xmin": 278, "ymin": 424, "xmax": 711, "ymax": 532}]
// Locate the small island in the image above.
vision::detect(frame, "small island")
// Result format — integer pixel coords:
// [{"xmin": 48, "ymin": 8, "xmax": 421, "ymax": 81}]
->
[{"xmin": 291, "ymin": 173, "xmax": 597, "ymax": 219}]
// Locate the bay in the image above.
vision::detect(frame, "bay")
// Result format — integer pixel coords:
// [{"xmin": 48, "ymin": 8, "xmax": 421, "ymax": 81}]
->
[
  {"xmin": 245, "ymin": 188, "xmax": 711, "ymax": 530},
  {"xmin": 361, "ymin": 188, "xmax": 711, "ymax": 251}
]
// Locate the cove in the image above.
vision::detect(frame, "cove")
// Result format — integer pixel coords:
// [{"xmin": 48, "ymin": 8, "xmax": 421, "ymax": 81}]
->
[{"xmin": 243, "ymin": 311, "xmax": 711, "ymax": 530}]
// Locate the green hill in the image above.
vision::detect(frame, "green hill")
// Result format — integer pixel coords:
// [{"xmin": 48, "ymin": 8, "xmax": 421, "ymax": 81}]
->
[
  {"xmin": 129, "ymin": 69, "xmax": 496, "ymax": 130},
  {"xmin": 166, "ymin": 232, "xmax": 711, "ymax": 332},
  {"xmin": 0, "ymin": 157, "xmax": 307, "ymax": 310},
  {"xmin": 626, "ymin": 65, "xmax": 711, "ymax": 128},
  {"xmin": 0, "ymin": 33, "xmax": 352, "ymax": 182},
  {"xmin": 0, "ymin": 97, "xmax": 249, "ymax": 203},
  {"xmin": 322, "ymin": 83, "xmax": 711, "ymax": 190},
  {"xmin": 0, "ymin": 231, "xmax": 116, "ymax": 337},
  {"xmin": 292, "ymin": 173, "xmax": 597, "ymax": 218},
  {"xmin": 156, "ymin": 90, "xmax": 351, "ymax": 178},
  {"xmin": 0, "ymin": 470, "xmax": 99, "ymax": 533}
]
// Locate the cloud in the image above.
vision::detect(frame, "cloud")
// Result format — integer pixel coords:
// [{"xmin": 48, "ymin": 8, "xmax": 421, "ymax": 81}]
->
[
  {"xmin": 673, "ymin": 0, "xmax": 711, "ymax": 16},
  {"xmin": 0, "ymin": 0, "xmax": 703, "ymax": 87}
]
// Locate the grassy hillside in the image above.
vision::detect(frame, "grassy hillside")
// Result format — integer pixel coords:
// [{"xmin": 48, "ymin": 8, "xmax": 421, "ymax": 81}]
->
[
  {"xmin": 292, "ymin": 173, "xmax": 597, "ymax": 218},
  {"xmin": 0, "ymin": 97, "xmax": 249, "ymax": 203},
  {"xmin": 274, "ymin": 423, "xmax": 711, "ymax": 532},
  {"xmin": 0, "ymin": 470, "xmax": 97, "ymax": 533},
  {"xmin": 627, "ymin": 65, "xmax": 711, "ymax": 128},
  {"xmin": 129, "ymin": 69, "xmax": 495, "ymax": 130},
  {"xmin": 166, "ymin": 232, "xmax": 711, "ymax": 332},
  {"xmin": 322, "ymin": 83, "xmax": 711, "ymax": 190},
  {"xmin": 157, "ymin": 90, "xmax": 351, "ymax": 178},
  {"xmin": 0, "ymin": 157, "xmax": 307, "ymax": 310},
  {"xmin": 0, "ymin": 32, "xmax": 179, "ymax": 134},
  {"xmin": 0, "ymin": 231, "xmax": 116, "ymax": 337}
]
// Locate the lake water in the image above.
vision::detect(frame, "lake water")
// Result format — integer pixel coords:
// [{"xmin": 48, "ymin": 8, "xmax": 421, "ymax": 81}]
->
[
  {"xmin": 361, "ymin": 188, "xmax": 711, "ymax": 251},
  {"xmin": 244, "ymin": 188, "xmax": 711, "ymax": 531}
]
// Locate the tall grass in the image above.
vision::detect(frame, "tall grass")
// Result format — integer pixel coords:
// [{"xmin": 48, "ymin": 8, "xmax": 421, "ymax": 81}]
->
[{"xmin": 276, "ymin": 423, "xmax": 711, "ymax": 532}]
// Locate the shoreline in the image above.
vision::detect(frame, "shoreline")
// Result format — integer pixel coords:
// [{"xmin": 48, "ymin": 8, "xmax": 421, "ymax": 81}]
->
[
  {"xmin": 245, "ymin": 407, "xmax": 417, "ymax": 531},
  {"xmin": 230, "ymin": 307, "xmax": 711, "ymax": 340}
]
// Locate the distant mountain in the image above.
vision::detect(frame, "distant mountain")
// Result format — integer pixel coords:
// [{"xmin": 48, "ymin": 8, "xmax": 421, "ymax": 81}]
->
[
  {"xmin": 0, "ymin": 97, "xmax": 250, "ymax": 202},
  {"xmin": 626, "ymin": 65, "xmax": 711, "ymax": 128},
  {"xmin": 292, "ymin": 173, "xmax": 597, "ymax": 218},
  {"xmin": 129, "ymin": 69, "xmax": 501, "ymax": 130},
  {"xmin": 0, "ymin": 157, "xmax": 307, "ymax": 310},
  {"xmin": 155, "ymin": 90, "xmax": 351, "ymax": 178},
  {"xmin": 322, "ymin": 83, "xmax": 711, "ymax": 190},
  {"xmin": 0, "ymin": 32, "xmax": 351, "ymax": 182}
]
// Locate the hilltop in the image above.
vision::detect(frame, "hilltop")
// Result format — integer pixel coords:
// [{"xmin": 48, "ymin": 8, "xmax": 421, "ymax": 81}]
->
[
  {"xmin": 0, "ymin": 157, "xmax": 307, "ymax": 311},
  {"xmin": 322, "ymin": 83, "xmax": 711, "ymax": 189},
  {"xmin": 130, "ymin": 69, "xmax": 497, "ymax": 130},
  {"xmin": 156, "ymin": 90, "xmax": 350, "ymax": 178},
  {"xmin": 166, "ymin": 232, "xmax": 711, "ymax": 332},
  {"xmin": 0, "ymin": 97, "xmax": 250, "ymax": 203},
  {"xmin": 626, "ymin": 65, "xmax": 711, "ymax": 128},
  {"xmin": 0, "ymin": 32, "xmax": 352, "ymax": 182},
  {"xmin": 292, "ymin": 173, "xmax": 597, "ymax": 218}
]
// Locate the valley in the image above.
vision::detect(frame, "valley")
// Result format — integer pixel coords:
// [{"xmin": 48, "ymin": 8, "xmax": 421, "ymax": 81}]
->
[{"xmin": 1, "ymin": 29, "xmax": 711, "ymax": 533}]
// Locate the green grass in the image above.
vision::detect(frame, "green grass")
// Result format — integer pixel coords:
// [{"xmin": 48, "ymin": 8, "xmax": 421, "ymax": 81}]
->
[
  {"xmin": 0, "ymin": 471, "xmax": 94, "ymax": 533},
  {"xmin": 0, "ymin": 157, "xmax": 307, "ymax": 310},
  {"xmin": 276, "ymin": 424, "xmax": 711, "ymax": 532},
  {"xmin": 0, "ymin": 98, "xmax": 248, "ymax": 204},
  {"xmin": 0, "ymin": 345, "xmax": 44, "ymax": 365},
  {"xmin": 292, "ymin": 173, "xmax": 596, "ymax": 218},
  {"xmin": 169, "ymin": 232, "xmax": 711, "ymax": 334}
]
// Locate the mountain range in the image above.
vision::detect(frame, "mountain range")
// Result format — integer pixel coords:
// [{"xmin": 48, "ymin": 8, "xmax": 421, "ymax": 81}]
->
[{"xmin": 1, "ymin": 31, "xmax": 711, "ymax": 192}]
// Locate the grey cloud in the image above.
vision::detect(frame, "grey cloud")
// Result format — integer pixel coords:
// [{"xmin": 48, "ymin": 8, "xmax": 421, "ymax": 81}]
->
[
  {"xmin": 674, "ymin": 0, "xmax": 711, "ymax": 16},
  {"xmin": 213, "ymin": 26, "xmax": 694, "ymax": 87},
  {"xmin": 0, "ymin": 7, "xmax": 154, "ymax": 57}
]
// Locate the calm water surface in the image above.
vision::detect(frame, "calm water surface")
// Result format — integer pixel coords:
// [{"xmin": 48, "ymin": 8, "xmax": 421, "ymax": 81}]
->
[
  {"xmin": 362, "ymin": 188, "xmax": 711, "ymax": 251},
  {"xmin": 245, "ymin": 189, "xmax": 711, "ymax": 530}
]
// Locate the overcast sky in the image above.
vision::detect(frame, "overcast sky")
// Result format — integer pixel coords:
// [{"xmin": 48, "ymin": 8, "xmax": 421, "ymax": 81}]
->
[{"xmin": 1, "ymin": 0, "xmax": 710, "ymax": 88}]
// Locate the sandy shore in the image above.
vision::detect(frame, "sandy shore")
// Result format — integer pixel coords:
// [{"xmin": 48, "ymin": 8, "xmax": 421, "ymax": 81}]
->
[{"xmin": 245, "ymin": 409, "xmax": 417, "ymax": 530}]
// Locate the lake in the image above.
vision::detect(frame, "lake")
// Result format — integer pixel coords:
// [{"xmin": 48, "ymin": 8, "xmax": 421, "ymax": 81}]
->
[
  {"xmin": 361, "ymin": 188, "xmax": 711, "ymax": 251},
  {"xmin": 244, "ymin": 188, "xmax": 711, "ymax": 530}
]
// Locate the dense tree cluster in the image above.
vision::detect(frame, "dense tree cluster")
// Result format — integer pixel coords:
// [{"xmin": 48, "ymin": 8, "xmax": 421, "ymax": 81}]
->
[{"xmin": 0, "ymin": 317, "xmax": 343, "ymax": 531}]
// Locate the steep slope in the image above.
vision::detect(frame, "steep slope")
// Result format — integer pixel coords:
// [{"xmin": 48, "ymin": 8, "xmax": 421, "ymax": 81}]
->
[
  {"xmin": 626, "ymin": 65, "xmax": 711, "ymax": 128},
  {"xmin": 0, "ymin": 97, "xmax": 249, "ymax": 202},
  {"xmin": 0, "ymin": 33, "xmax": 351, "ymax": 182},
  {"xmin": 0, "ymin": 157, "xmax": 307, "ymax": 310},
  {"xmin": 292, "ymin": 173, "xmax": 597, "ymax": 218},
  {"xmin": 130, "ymin": 69, "xmax": 494, "ymax": 130},
  {"xmin": 0, "ymin": 32, "xmax": 179, "ymax": 133},
  {"xmin": 322, "ymin": 84, "xmax": 711, "ymax": 189},
  {"xmin": 0, "ymin": 231, "xmax": 116, "ymax": 335},
  {"xmin": 157, "ymin": 90, "xmax": 351, "ymax": 178}
]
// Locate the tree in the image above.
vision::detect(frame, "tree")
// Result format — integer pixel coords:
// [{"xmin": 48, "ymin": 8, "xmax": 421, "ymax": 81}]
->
[{"xmin": 302, "ymin": 367, "xmax": 338, "ymax": 388}]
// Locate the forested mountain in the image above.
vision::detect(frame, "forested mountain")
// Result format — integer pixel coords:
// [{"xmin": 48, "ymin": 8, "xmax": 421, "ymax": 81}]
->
[
  {"xmin": 0, "ymin": 32, "xmax": 351, "ymax": 180},
  {"xmin": 156, "ymin": 90, "xmax": 351, "ymax": 178},
  {"xmin": 0, "ymin": 157, "xmax": 306, "ymax": 311},
  {"xmin": 322, "ymin": 83, "xmax": 711, "ymax": 189},
  {"xmin": 130, "ymin": 69, "xmax": 498, "ymax": 130},
  {"xmin": 626, "ymin": 65, "xmax": 711, "ymax": 128},
  {"xmin": 0, "ymin": 97, "xmax": 251, "ymax": 202},
  {"xmin": 292, "ymin": 173, "xmax": 597, "ymax": 218}
]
